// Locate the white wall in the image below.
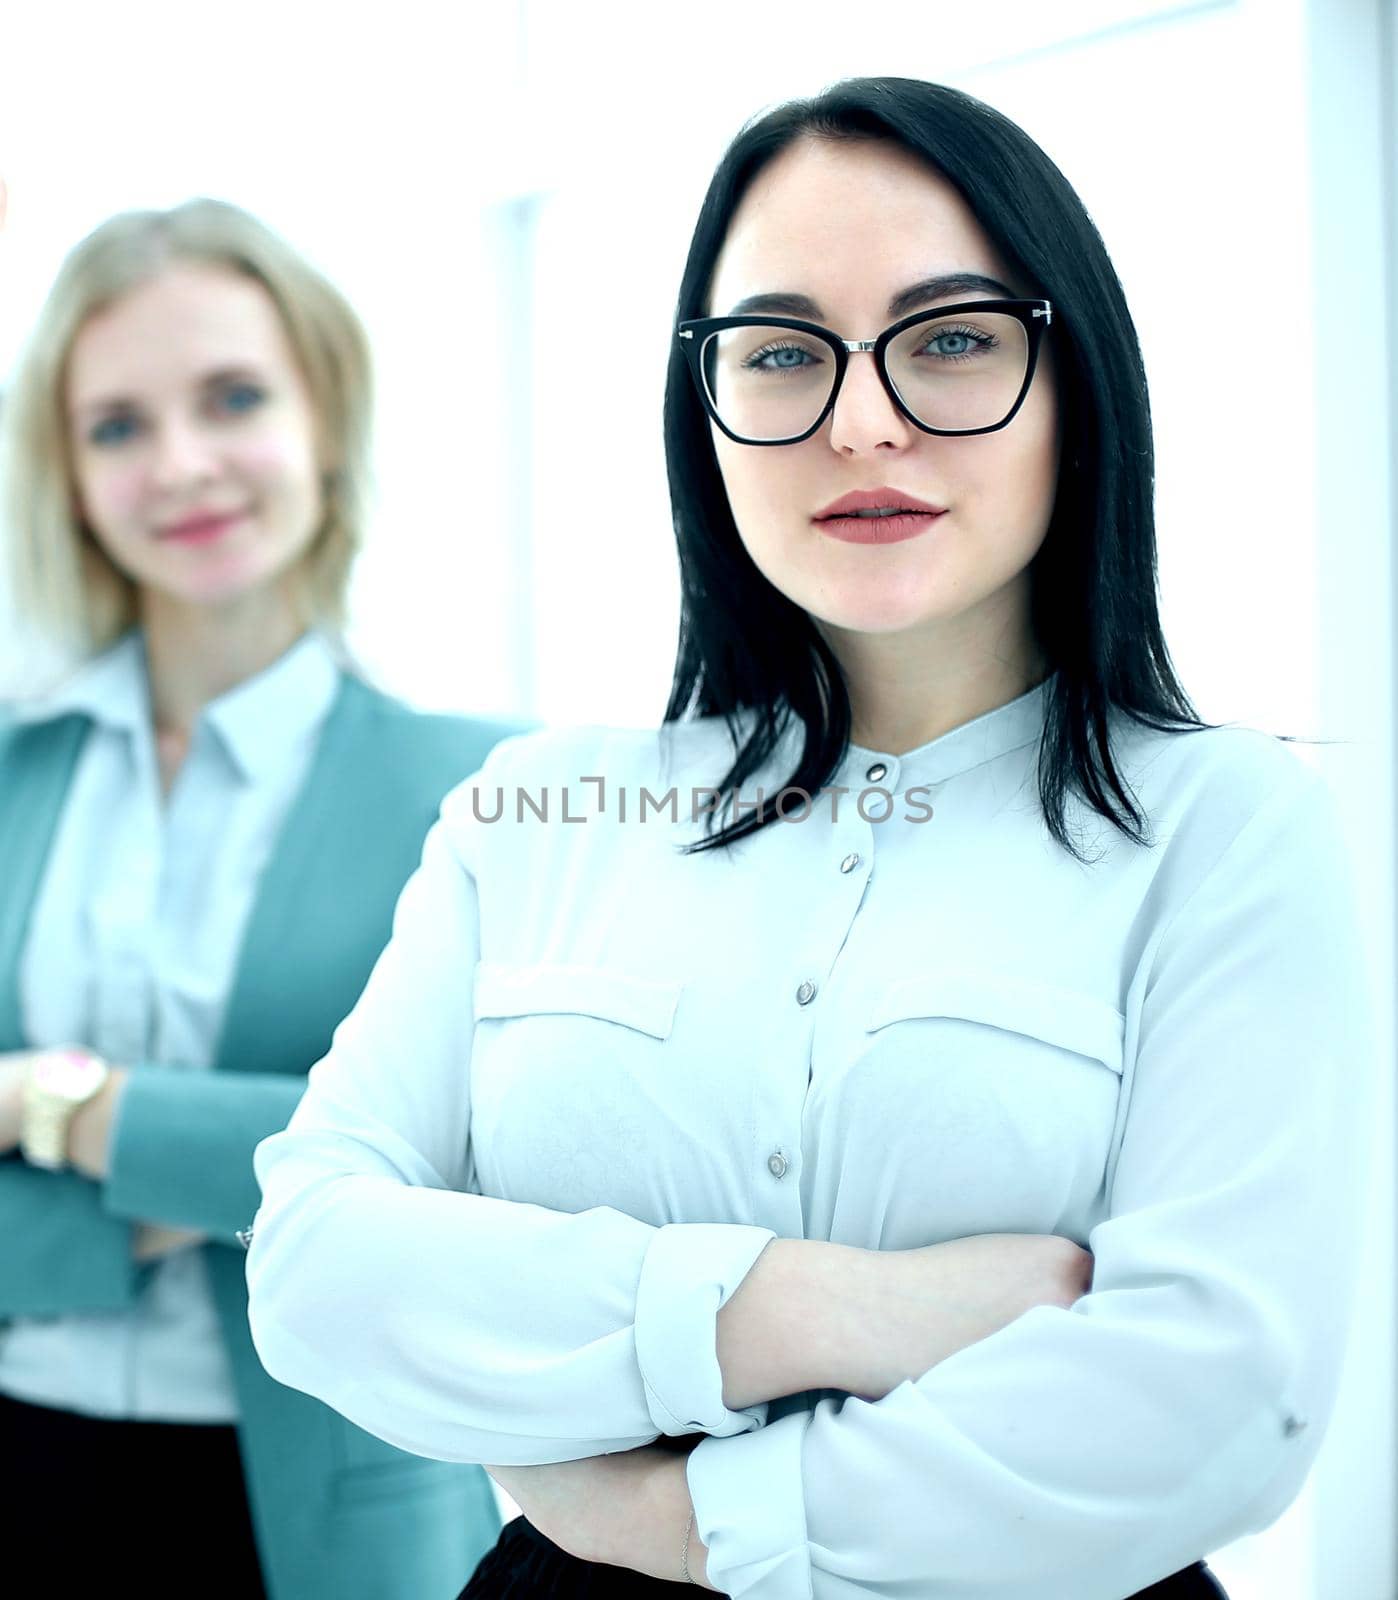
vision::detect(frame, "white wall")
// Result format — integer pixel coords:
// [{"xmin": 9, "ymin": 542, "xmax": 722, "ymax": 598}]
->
[{"xmin": 1302, "ymin": 2, "xmax": 1396, "ymax": 1596}]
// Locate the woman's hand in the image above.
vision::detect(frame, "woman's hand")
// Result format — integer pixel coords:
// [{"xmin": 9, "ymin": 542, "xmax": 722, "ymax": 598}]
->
[
  {"xmin": 0, "ymin": 1052, "xmax": 30, "ymax": 1151},
  {"xmin": 0, "ymin": 1051, "xmax": 128, "ymax": 1177},
  {"xmin": 485, "ymin": 1451, "xmax": 652, "ymax": 1565},
  {"xmin": 485, "ymin": 1445, "xmax": 719, "ymax": 1588},
  {"xmin": 0, "ymin": 1054, "xmax": 202, "ymax": 1261},
  {"xmin": 65, "ymin": 1065, "xmax": 127, "ymax": 1179},
  {"xmin": 716, "ymin": 1232, "xmax": 1093, "ymax": 1411},
  {"xmin": 844, "ymin": 1232, "xmax": 1094, "ymax": 1401},
  {"xmin": 479, "ymin": 1228, "xmax": 1087, "ymax": 1580},
  {"xmin": 132, "ymin": 1223, "xmax": 207, "ymax": 1262}
]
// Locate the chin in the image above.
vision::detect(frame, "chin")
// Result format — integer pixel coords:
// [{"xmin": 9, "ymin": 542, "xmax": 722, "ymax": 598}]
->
[
  {"xmin": 151, "ymin": 558, "xmax": 293, "ymax": 613},
  {"xmin": 813, "ymin": 593, "xmax": 952, "ymax": 638}
]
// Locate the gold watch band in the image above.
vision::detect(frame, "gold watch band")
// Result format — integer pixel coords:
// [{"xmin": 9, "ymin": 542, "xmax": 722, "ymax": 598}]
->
[
  {"xmin": 20, "ymin": 1049, "xmax": 111, "ymax": 1171},
  {"xmin": 19, "ymin": 1090, "xmax": 75, "ymax": 1170}
]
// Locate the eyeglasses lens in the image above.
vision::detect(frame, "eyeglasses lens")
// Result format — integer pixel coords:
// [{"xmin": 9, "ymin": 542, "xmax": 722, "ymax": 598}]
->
[{"xmin": 700, "ymin": 311, "xmax": 1030, "ymax": 441}]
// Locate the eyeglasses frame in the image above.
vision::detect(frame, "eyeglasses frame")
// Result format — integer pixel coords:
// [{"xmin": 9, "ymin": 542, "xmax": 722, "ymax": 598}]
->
[{"xmin": 677, "ymin": 298, "xmax": 1053, "ymax": 446}]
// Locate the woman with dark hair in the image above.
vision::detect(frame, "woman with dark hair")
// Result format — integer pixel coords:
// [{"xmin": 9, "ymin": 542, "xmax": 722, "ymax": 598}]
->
[{"xmin": 246, "ymin": 79, "xmax": 1373, "ymax": 1599}]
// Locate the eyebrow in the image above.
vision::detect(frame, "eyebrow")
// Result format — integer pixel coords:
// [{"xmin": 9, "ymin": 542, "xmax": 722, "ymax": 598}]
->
[
  {"xmin": 724, "ymin": 272, "xmax": 1018, "ymax": 321},
  {"xmin": 71, "ymin": 364, "xmax": 269, "ymax": 420}
]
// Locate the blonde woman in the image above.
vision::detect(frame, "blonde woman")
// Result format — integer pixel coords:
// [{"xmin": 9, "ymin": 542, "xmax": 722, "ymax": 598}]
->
[{"xmin": 0, "ymin": 199, "xmax": 517, "ymax": 1598}]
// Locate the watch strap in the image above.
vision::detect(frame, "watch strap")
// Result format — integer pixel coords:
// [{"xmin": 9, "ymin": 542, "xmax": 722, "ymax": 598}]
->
[{"xmin": 20, "ymin": 1051, "xmax": 110, "ymax": 1171}]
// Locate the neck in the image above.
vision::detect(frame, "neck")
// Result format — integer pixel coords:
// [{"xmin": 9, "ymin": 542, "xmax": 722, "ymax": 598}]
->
[
  {"xmin": 139, "ymin": 585, "xmax": 307, "ymax": 740},
  {"xmin": 826, "ymin": 620, "xmax": 1048, "ymax": 757}
]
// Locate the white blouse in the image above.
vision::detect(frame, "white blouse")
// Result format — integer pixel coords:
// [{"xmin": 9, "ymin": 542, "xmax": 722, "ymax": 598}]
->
[{"xmin": 246, "ymin": 675, "xmax": 1376, "ymax": 1599}]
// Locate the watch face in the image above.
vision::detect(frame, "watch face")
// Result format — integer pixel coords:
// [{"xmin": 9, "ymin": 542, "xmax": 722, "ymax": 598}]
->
[{"xmin": 33, "ymin": 1049, "xmax": 104, "ymax": 1103}]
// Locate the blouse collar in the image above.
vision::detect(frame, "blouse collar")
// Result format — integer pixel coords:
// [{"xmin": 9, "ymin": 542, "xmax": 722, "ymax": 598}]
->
[
  {"xmin": 742, "ymin": 671, "xmax": 1056, "ymax": 798},
  {"xmin": 9, "ymin": 628, "xmax": 341, "ymax": 785},
  {"xmin": 835, "ymin": 671, "xmax": 1055, "ymax": 794}
]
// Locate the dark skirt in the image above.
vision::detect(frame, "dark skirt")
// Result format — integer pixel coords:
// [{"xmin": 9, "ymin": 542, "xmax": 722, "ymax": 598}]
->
[
  {"xmin": 458, "ymin": 1514, "xmax": 1230, "ymax": 1598},
  {"xmin": 0, "ymin": 1388, "xmax": 268, "ymax": 1597}
]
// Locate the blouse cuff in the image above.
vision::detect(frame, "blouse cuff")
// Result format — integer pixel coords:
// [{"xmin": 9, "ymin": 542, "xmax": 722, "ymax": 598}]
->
[
  {"xmin": 633, "ymin": 1220, "xmax": 776, "ymax": 1436},
  {"xmin": 687, "ymin": 1409, "xmax": 813, "ymax": 1598}
]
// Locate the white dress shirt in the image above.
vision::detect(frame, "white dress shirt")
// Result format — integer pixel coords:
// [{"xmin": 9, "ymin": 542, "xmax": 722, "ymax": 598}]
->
[
  {"xmin": 247, "ymin": 675, "xmax": 1376, "ymax": 1599},
  {"xmin": 2, "ymin": 628, "xmax": 338, "ymax": 1422}
]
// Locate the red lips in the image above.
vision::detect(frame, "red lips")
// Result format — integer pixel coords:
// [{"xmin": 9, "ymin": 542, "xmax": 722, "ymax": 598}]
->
[
  {"xmin": 813, "ymin": 487, "xmax": 947, "ymax": 521},
  {"xmin": 159, "ymin": 508, "xmax": 248, "ymax": 540}
]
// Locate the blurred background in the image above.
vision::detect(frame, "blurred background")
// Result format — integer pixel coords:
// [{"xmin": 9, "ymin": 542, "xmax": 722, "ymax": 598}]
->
[{"xmin": 1, "ymin": 1, "xmax": 1392, "ymax": 1594}]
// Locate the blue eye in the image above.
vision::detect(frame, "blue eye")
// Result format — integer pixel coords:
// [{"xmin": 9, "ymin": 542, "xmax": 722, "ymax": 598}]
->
[
  {"xmin": 741, "ymin": 342, "xmax": 824, "ymax": 374},
  {"xmin": 218, "ymin": 382, "xmax": 265, "ymax": 414},
  {"xmin": 88, "ymin": 414, "xmax": 140, "ymax": 447},
  {"xmin": 919, "ymin": 325, "xmax": 997, "ymax": 361}
]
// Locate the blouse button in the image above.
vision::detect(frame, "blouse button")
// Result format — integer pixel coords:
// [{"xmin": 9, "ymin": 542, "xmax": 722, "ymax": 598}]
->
[
  {"xmin": 865, "ymin": 762, "xmax": 888, "ymax": 782},
  {"xmin": 839, "ymin": 852, "xmax": 861, "ymax": 874},
  {"xmin": 795, "ymin": 980, "xmax": 817, "ymax": 1005},
  {"xmin": 767, "ymin": 1152, "xmax": 788, "ymax": 1178}
]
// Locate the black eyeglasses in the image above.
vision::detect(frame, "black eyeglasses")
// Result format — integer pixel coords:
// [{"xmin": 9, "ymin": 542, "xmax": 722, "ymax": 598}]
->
[{"xmin": 677, "ymin": 298, "xmax": 1052, "ymax": 446}]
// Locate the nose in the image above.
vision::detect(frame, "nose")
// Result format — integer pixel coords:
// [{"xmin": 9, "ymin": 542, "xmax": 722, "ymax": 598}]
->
[
  {"xmin": 827, "ymin": 349, "xmax": 916, "ymax": 456},
  {"xmin": 148, "ymin": 416, "xmax": 218, "ymax": 494}
]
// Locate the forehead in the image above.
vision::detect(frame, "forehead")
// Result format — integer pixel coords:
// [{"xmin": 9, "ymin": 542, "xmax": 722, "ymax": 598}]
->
[
  {"xmin": 67, "ymin": 262, "xmax": 296, "ymax": 400},
  {"xmin": 708, "ymin": 136, "xmax": 1013, "ymax": 316}
]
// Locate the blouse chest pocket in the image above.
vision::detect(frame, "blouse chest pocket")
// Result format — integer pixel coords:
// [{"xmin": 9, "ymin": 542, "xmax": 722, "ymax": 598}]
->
[
  {"xmin": 473, "ymin": 963, "xmax": 682, "ymax": 1038},
  {"xmin": 468, "ymin": 964, "xmax": 685, "ymax": 1212},
  {"xmin": 856, "ymin": 971, "xmax": 1125, "ymax": 1240},
  {"xmin": 866, "ymin": 969, "xmax": 1125, "ymax": 1076}
]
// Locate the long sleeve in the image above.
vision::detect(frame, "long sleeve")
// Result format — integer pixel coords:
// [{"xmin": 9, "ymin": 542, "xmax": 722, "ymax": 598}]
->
[
  {"xmin": 245, "ymin": 770, "xmax": 778, "ymax": 1465},
  {"xmin": 0, "ymin": 1068, "xmax": 308, "ymax": 1316},
  {"xmin": 102, "ymin": 1067, "xmax": 307, "ymax": 1242},
  {"xmin": 0, "ymin": 1070, "xmax": 310, "ymax": 1320},
  {"xmin": 683, "ymin": 768, "xmax": 1379, "ymax": 1599}
]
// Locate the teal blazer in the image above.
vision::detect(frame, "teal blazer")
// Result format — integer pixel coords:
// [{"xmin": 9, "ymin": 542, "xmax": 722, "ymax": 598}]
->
[{"xmin": 0, "ymin": 673, "xmax": 522, "ymax": 1600}]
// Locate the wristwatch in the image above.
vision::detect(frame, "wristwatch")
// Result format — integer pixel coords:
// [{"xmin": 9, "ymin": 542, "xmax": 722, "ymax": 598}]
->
[{"xmin": 21, "ymin": 1047, "xmax": 111, "ymax": 1171}]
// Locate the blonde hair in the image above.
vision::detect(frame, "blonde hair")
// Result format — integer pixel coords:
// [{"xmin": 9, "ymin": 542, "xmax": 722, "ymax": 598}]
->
[{"xmin": 0, "ymin": 197, "xmax": 373, "ymax": 662}]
